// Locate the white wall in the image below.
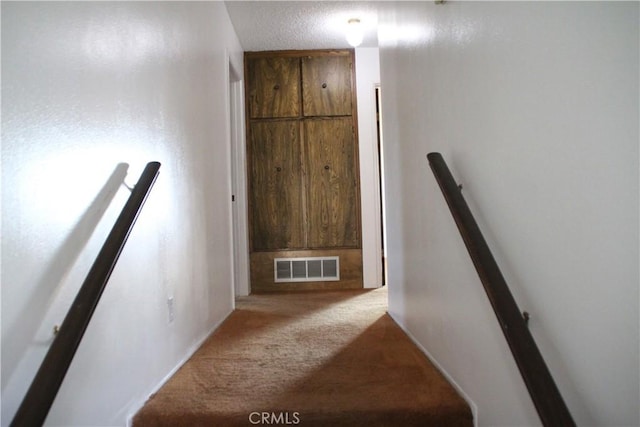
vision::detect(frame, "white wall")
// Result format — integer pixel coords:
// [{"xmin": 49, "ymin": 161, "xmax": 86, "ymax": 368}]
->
[
  {"xmin": 1, "ymin": 2, "xmax": 243, "ymax": 426},
  {"xmin": 355, "ymin": 47, "xmax": 383, "ymax": 289},
  {"xmin": 378, "ymin": 2, "xmax": 639, "ymax": 426}
]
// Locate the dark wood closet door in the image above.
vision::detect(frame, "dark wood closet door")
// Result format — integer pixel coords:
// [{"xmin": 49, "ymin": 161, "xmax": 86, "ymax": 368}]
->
[
  {"xmin": 304, "ymin": 118, "xmax": 359, "ymax": 248},
  {"xmin": 249, "ymin": 120, "xmax": 304, "ymax": 250},
  {"xmin": 247, "ymin": 57, "xmax": 300, "ymax": 119},
  {"xmin": 301, "ymin": 55, "xmax": 353, "ymax": 117}
]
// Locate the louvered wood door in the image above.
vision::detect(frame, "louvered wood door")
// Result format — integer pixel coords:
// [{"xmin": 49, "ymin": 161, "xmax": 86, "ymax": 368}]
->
[
  {"xmin": 302, "ymin": 55, "xmax": 353, "ymax": 117},
  {"xmin": 249, "ymin": 120, "xmax": 304, "ymax": 250},
  {"xmin": 247, "ymin": 57, "xmax": 300, "ymax": 119},
  {"xmin": 304, "ymin": 117, "xmax": 359, "ymax": 248}
]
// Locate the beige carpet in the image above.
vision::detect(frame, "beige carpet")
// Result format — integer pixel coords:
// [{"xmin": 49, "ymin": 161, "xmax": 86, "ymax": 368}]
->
[{"xmin": 133, "ymin": 287, "xmax": 473, "ymax": 426}]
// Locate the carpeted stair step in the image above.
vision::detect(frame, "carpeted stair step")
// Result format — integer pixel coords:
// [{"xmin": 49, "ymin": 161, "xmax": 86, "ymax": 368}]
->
[{"xmin": 133, "ymin": 288, "xmax": 473, "ymax": 426}]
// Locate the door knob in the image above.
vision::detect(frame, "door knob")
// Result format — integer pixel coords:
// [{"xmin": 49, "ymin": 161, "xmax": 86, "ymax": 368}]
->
[{"xmin": 324, "ymin": 165, "xmax": 330, "ymax": 170}]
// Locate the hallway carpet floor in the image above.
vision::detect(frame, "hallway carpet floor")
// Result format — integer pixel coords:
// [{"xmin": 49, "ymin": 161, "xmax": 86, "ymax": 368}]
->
[{"xmin": 132, "ymin": 287, "xmax": 473, "ymax": 426}]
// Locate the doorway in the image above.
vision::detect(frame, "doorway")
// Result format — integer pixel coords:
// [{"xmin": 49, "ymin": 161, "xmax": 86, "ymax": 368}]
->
[
  {"xmin": 375, "ymin": 85, "xmax": 388, "ymax": 286},
  {"xmin": 229, "ymin": 60, "xmax": 250, "ymax": 296}
]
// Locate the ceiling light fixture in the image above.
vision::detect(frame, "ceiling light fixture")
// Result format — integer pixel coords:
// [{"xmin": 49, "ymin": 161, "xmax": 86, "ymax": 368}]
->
[{"xmin": 345, "ymin": 18, "xmax": 363, "ymax": 47}]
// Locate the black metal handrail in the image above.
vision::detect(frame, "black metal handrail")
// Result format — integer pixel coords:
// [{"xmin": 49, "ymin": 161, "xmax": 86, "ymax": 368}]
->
[
  {"xmin": 10, "ymin": 161, "xmax": 161, "ymax": 427},
  {"xmin": 426, "ymin": 152, "xmax": 575, "ymax": 427}
]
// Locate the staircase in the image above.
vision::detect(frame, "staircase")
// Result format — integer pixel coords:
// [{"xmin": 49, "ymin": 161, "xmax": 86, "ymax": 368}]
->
[{"xmin": 133, "ymin": 287, "xmax": 473, "ymax": 426}]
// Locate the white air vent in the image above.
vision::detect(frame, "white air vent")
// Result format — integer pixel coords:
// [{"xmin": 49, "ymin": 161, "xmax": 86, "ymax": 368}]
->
[{"xmin": 274, "ymin": 257, "xmax": 340, "ymax": 283}]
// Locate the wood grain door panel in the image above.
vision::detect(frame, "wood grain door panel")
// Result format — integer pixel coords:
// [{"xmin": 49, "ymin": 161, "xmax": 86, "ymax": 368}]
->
[
  {"xmin": 248, "ymin": 57, "xmax": 300, "ymax": 119},
  {"xmin": 249, "ymin": 121, "xmax": 304, "ymax": 250},
  {"xmin": 305, "ymin": 118, "xmax": 359, "ymax": 248},
  {"xmin": 302, "ymin": 55, "xmax": 352, "ymax": 117}
]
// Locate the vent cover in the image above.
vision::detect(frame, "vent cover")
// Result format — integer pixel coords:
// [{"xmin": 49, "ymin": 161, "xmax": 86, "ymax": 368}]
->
[{"xmin": 274, "ymin": 257, "xmax": 340, "ymax": 283}]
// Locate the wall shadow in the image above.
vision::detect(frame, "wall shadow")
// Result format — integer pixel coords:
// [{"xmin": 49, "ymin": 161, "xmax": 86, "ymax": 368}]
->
[{"xmin": 2, "ymin": 162, "xmax": 129, "ymax": 390}]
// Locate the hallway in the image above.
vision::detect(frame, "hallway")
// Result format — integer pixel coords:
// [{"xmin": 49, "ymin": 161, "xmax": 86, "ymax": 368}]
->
[
  {"xmin": 133, "ymin": 288, "xmax": 471, "ymax": 426},
  {"xmin": 2, "ymin": 2, "xmax": 637, "ymax": 426}
]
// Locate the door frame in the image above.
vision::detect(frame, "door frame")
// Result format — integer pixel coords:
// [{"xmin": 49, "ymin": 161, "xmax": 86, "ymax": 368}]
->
[
  {"xmin": 228, "ymin": 57, "xmax": 250, "ymax": 296},
  {"xmin": 354, "ymin": 48, "xmax": 384, "ymax": 288}
]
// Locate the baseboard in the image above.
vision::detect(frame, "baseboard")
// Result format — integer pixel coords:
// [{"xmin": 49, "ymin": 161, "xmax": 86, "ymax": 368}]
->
[
  {"xmin": 387, "ymin": 311, "xmax": 479, "ymax": 427},
  {"xmin": 125, "ymin": 310, "xmax": 233, "ymax": 427}
]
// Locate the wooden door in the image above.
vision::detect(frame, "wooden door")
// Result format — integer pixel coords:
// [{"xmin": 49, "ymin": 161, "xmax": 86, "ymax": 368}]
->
[
  {"xmin": 301, "ymin": 55, "xmax": 353, "ymax": 117},
  {"xmin": 304, "ymin": 117, "xmax": 359, "ymax": 248},
  {"xmin": 249, "ymin": 121, "xmax": 304, "ymax": 250},
  {"xmin": 247, "ymin": 57, "xmax": 300, "ymax": 119}
]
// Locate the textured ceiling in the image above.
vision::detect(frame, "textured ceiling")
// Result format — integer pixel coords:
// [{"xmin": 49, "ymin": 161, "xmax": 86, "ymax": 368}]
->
[{"xmin": 224, "ymin": 1, "xmax": 382, "ymax": 51}]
